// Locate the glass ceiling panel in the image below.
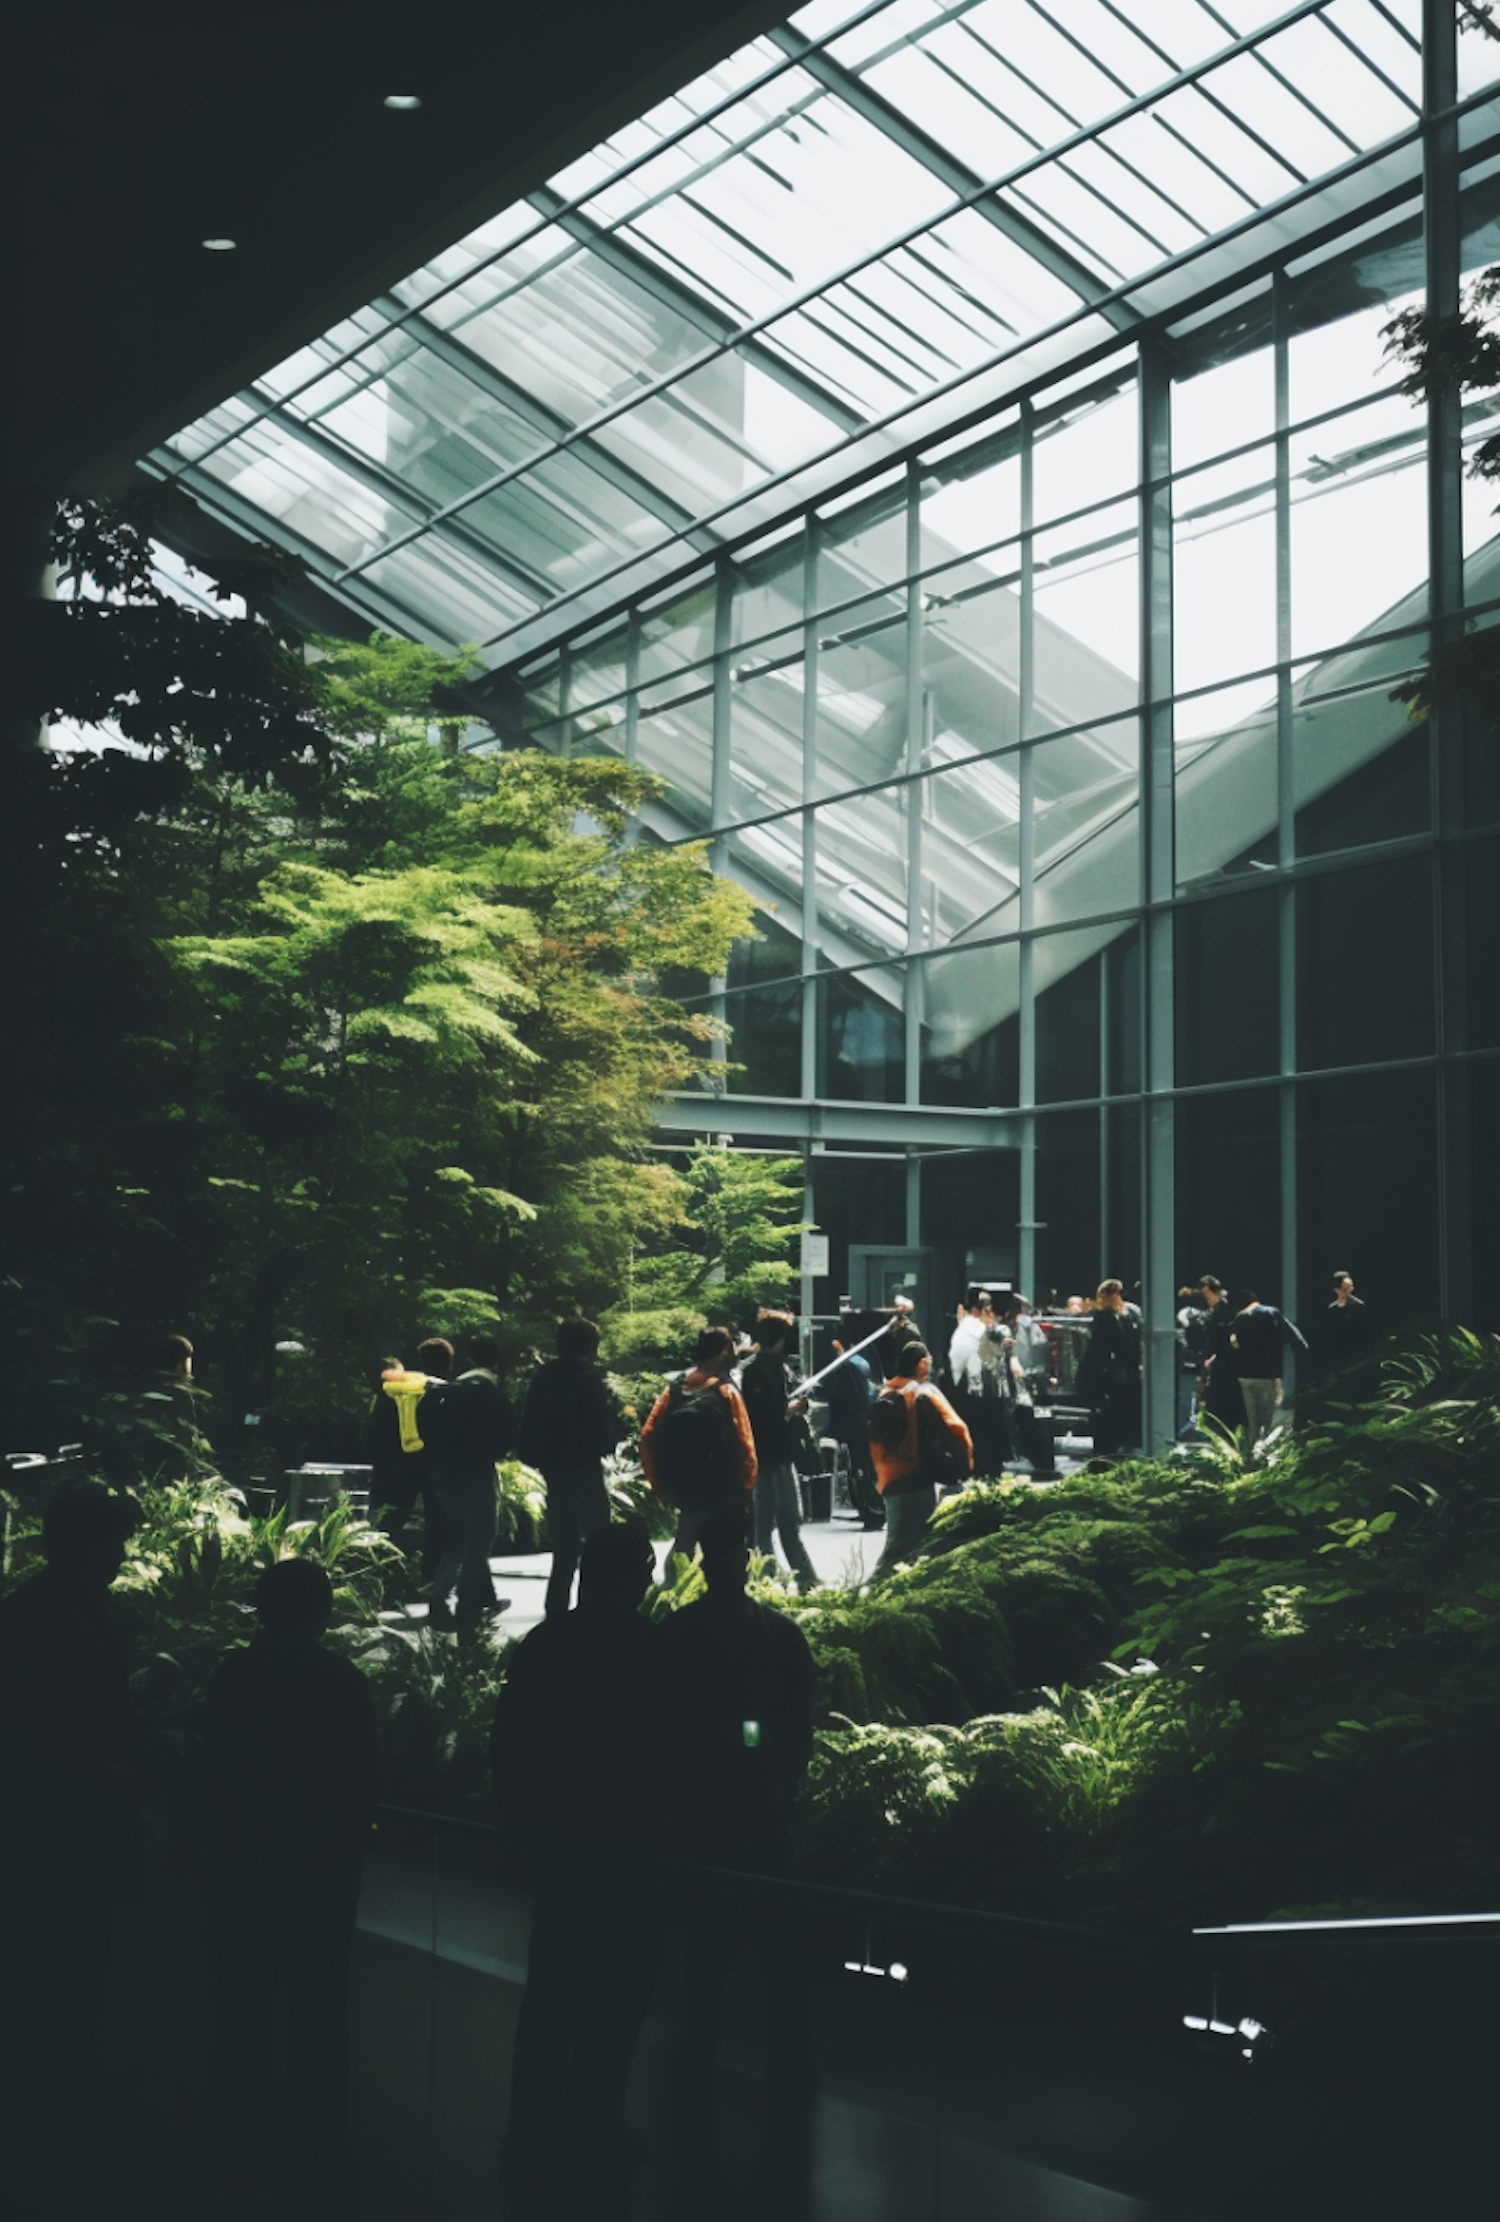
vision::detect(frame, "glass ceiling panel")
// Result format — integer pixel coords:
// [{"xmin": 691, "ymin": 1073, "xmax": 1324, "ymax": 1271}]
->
[{"xmin": 148, "ymin": 0, "xmax": 1491, "ymax": 673}]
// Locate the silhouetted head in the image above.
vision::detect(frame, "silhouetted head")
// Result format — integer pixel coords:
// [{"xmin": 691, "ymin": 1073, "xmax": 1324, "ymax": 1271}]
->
[
  {"xmin": 256, "ymin": 1558, "xmax": 333, "ymax": 1639},
  {"xmin": 1234, "ymin": 1288, "xmax": 1259, "ymax": 1311},
  {"xmin": 1333, "ymin": 1271, "xmax": 1354, "ymax": 1299},
  {"xmin": 1097, "ymin": 1279, "xmax": 1124, "ymax": 1311},
  {"xmin": 754, "ymin": 1309, "xmax": 794, "ymax": 1356},
  {"xmin": 154, "ymin": 1332, "xmax": 194, "ymax": 1377},
  {"xmin": 578, "ymin": 1515, "xmax": 654, "ymax": 1615},
  {"xmin": 463, "ymin": 1335, "xmax": 504, "ymax": 1375},
  {"xmin": 557, "ymin": 1316, "xmax": 601, "ymax": 1360},
  {"xmin": 416, "ymin": 1337, "xmax": 454, "ymax": 1380},
  {"xmin": 42, "ymin": 1484, "xmax": 138, "ymax": 1588},
  {"xmin": 697, "ymin": 1507, "xmax": 751, "ymax": 1600},
  {"xmin": 694, "ymin": 1326, "xmax": 736, "ymax": 1377},
  {"xmin": 1199, "ymin": 1276, "xmax": 1225, "ymax": 1303},
  {"xmin": 894, "ymin": 1341, "xmax": 931, "ymax": 1380}
]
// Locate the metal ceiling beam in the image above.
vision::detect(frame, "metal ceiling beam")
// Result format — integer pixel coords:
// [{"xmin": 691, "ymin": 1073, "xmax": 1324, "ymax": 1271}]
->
[
  {"xmin": 240, "ymin": 392, "xmax": 555, "ymax": 613},
  {"xmin": 137, "ymin": 451, "xmax": 463, "ymax": 648},
  {"xmin": 371, "ymin": 296, "xmax": 723, "ymax": 557},
  {"xmin": 527, "ymin": 183, "xmax": 868, "ymax": 437},
  {"xmin": 656, "ymin": 1090, "xmax": 1023, "ymax": 1148},
  {"xmin": 767, "ymin": 22, "xmax": 1137, "ymax": 330}
]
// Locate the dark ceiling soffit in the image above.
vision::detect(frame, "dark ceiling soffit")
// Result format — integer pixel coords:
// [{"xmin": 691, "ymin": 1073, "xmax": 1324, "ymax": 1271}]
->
[{"xmin": 76, "ymin": 0, "xmax": 791, "ymax": 490}]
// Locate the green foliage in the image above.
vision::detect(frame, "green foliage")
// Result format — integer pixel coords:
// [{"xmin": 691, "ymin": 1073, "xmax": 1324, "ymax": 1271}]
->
[
  {"xmin": 787, "ymin": 1332, "xmax": 1500, "ymax": 1920},
  {"xmin": 10, "ymin": 559, "xmax": 756, "ymax": 1469},
  {"xmin": 601, "ymin": 1308, "xmax": 707, "ymax": 1378},
  {"xmin": 1381, "ymin": 250, "xmax": 1500, "ymax": 745},
  {"xmin": 7, "ymin": 1331, "xmax": 1494, "ymax": 1921},
  {"xmin": 602, "ymin": 1448, "xmax": 678, "ymax": 1540},
  {"xmin": 493, "ymin": 1460, "xmax": 550, "ymax": 1553},
  {"xmin": 602, "ymin": 1146, "xmax": 805, "ymax": 1368}
]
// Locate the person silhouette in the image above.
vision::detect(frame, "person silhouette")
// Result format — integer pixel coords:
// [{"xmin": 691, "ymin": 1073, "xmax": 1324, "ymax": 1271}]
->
[
  {"xmin": 425, "ymin": 1336, "xmax": 515, "ymax": 1637},
  {"xmin": 491, "ymin": 1516, "xmax": 661, "ymax": 2220},
  {"xmin": 517, "ymin": 1316, "xmax": 628, "ymax": 1620},
  {"xmin": 0, "ymin": 1483, "xmax": 140, "ymax": 2219},
  {"xmin": 654, "ymin": 1506, "xmax": 818, "ymax": 2214},
  {"xmin": 201, "ymin": 1558, "xmax": 379, "ymax": 2213}
]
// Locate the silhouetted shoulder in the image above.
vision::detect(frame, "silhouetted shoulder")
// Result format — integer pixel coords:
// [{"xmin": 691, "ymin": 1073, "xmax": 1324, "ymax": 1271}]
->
[{"xmin": 203, "ymin": 1637, "xmax": 378, "ymax": 1834}]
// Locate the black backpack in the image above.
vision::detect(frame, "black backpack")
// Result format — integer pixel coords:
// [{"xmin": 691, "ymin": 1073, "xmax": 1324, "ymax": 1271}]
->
[
  {"xmin": 867, "ymin": 1386, "xmax": 911, "ymax": 1453},
  {"xmin": 651, "ymin": 1381, "xmax": 741, "ymax": 1507},
  {"xmin": 520, "ymin": 1362, "xmax": 620, "ymax": 1471},
  {"xmin": 916, "ymin": 1389, "xmax": 971, "ymax": 1486}
]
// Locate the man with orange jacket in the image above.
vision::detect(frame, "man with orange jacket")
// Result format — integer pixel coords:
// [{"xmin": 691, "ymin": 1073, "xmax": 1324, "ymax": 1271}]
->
[
  {"xmin": 639, "ymin": 1327, "xmax": 757, "ymax": 1571},
  {"xmin": 866, "ymin": 1343, "xmax": 973, "ymax": 1580}
]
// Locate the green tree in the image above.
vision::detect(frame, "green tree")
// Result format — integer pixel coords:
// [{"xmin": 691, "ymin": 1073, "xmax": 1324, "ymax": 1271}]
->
[
  {"xmin": 1381, "ymin": 5, "xmax": 1500, "ymax": 747},
  {"xmin": 604, "ymin": 1146, "xmax": 805, "ymax": 1369},
  {"xmin": 9, "ymin": 506, "xmax": 755, "ymax": 1466}
]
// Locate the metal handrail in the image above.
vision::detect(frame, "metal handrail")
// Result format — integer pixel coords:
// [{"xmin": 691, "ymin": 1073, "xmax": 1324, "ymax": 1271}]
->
[{"xmin": 375, "ymin": 1799, "xmax": 1163, "ymax": 1963}]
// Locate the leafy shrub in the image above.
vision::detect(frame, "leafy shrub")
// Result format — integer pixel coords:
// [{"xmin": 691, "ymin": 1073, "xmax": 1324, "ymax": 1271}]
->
[{"xmin": 493, "ymin": 1459, "xmax": 550, "ymax": 1552}]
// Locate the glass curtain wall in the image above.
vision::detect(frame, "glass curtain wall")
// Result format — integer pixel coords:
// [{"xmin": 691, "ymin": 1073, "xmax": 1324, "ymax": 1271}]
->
[
  {"xmin": 512, "ymin": 113, "xmax": 1500, "ymax": 1409},
  {"xmin": 140, "ymin": 3, "xmax": 1500, "ymax": 1426}
]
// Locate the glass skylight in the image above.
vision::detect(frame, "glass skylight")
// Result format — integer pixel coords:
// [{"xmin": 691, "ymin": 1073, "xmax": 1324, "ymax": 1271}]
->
[{"xmin": 146, "ymin": 0, "xmax": 1489, "ymax": 671}]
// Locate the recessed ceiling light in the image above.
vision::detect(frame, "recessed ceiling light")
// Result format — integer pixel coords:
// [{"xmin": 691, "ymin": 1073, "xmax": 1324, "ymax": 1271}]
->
[
  {"xmin": 201, "ymin": 237, "xmax": 237, "ymax": 251},
  {"xmin": 383, "ymin": 94, "xmax": 422, "ymax": 109}
]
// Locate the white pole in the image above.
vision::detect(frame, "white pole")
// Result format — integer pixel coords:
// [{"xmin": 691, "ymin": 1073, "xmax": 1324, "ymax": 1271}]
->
[{"xmin": 791, "ymin": 1318, "xmax": 895, "ymax": 1399}]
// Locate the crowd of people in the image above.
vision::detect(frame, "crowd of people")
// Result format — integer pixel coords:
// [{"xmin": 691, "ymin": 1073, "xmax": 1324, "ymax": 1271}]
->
[
  {"xmin": 0, "ymin": 1267, "xmax": 1384, "ymax": 2215},
  {"xmin": 933, "ymin": 1269, "xmax": 1375, "ymax": 1465},
  {"xmin": 0, "ymin": 1474, "xmax": 822, "ymax": 2218}
]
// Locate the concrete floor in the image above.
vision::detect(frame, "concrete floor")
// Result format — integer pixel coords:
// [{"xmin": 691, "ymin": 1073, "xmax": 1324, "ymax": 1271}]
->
[
  {"xmin": 481, "ymin": 1515, "xmax": 886, "ymax": 1643},
  {"xmin": 421, "ymin": 1446, "xmax": 1095, "ymax": 1649}
]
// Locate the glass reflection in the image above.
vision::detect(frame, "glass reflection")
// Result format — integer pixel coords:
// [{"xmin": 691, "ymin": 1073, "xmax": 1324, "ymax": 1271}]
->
[{"xmin": 818, "ymin": 964, "xmax": 904, "ymax": 1102}]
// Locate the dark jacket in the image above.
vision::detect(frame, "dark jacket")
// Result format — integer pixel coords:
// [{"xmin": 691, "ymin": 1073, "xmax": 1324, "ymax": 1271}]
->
[
  {"xmin": 202, "ymin": 1632, "xmax": 379, "ymax": 1855},
  {"xmin": 0, "ymin": 1570, "xmax": 137, "ymax": 1876},
  {"xmin": 1322, "ymin": 1296, "xmax": 1374, "ymax": 1369},
  {"xmin": 1229, "ymin": 1305, "xmax": 1307, "ymax": 1377},
  {"xmin": 518, "ymin": 1357, "xmax": 625, "ymax": 1484},
  {"xmin": 1075, "ymin": 1306, "xmax": 1143, "ymax": 1409},
  {"xmin": 823, "ymin": 1350, "xmax": 873, "ymax": 1440},
  {"xmin": 654, "ymin": 1595, "xmax": 814, "ymax": 1863},
  {"xmin": 432, "ymin": 1367, "xmax": 515, "ymax": 1478},
  {"xmin": 739, "ymin": 1348, "xmax": 800, "ymax": 1463},
  {"xmin": 491, "ymin": 1608, "xmax": 659, "ymax": 1848}
]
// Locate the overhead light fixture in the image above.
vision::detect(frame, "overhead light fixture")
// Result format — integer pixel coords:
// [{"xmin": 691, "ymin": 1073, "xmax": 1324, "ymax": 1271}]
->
[
  {"xmin": 201, "ymin": 238, "xmax": 237, "ymax": 252},
  {"xmin": 383, "ymin": 94, "xmax": 422, "ymax": 109}
]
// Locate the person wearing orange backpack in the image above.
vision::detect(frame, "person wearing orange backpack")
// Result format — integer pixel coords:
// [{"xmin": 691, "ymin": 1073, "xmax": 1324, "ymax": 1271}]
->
[{"xmin": 865, "ymin": 1342, "xmax": 973, "ymax": 1580}]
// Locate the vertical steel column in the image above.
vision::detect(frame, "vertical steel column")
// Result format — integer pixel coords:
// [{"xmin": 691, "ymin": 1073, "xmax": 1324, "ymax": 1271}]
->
[
  {"xmin": 622, "ymin": 608, "xmax": 641, "ymax": 850},
  {"xmin": 802, "ymin": 1146, "xmax": 817, "ymax": 1362},
  {"xmin": 1017, "ymin": 403, "xmax": 1040, "ymax": 1300},
  {"xmin": 1274, "ymin": 271, "xmax": 1300, "ymax": 1349},
  {"xmin": 708, "ymin": 556, "xmax": 733, "ymax": 1085},
  {"xmin": 904, "ymin": 465, "xmax": 924, "ymax": 1249},
  {"xmin": 802, "ymin": 520, "xmax": 821, "ymax": 1106},
  {"xmin": 903, "ymin": 462, "xmax": 925, "ymax": 1109},
  {"xmin": 1425, "ymin": 0, "xmax": 1473, "ymax": 1326},
  {"xmin": 557, "ymin": 643, "xmax": 573, "ymax": 761},
  {"xmin": 1139, "ymin": 341, "xmax": 1177, "ymax": 1450},
  {"xmin": 623, "ymin": 609, "xmax": 640, "ymax": 767},
  {"xmin": 801, "ymin": 524, "xmax": 820, "ymax": 1337}
]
